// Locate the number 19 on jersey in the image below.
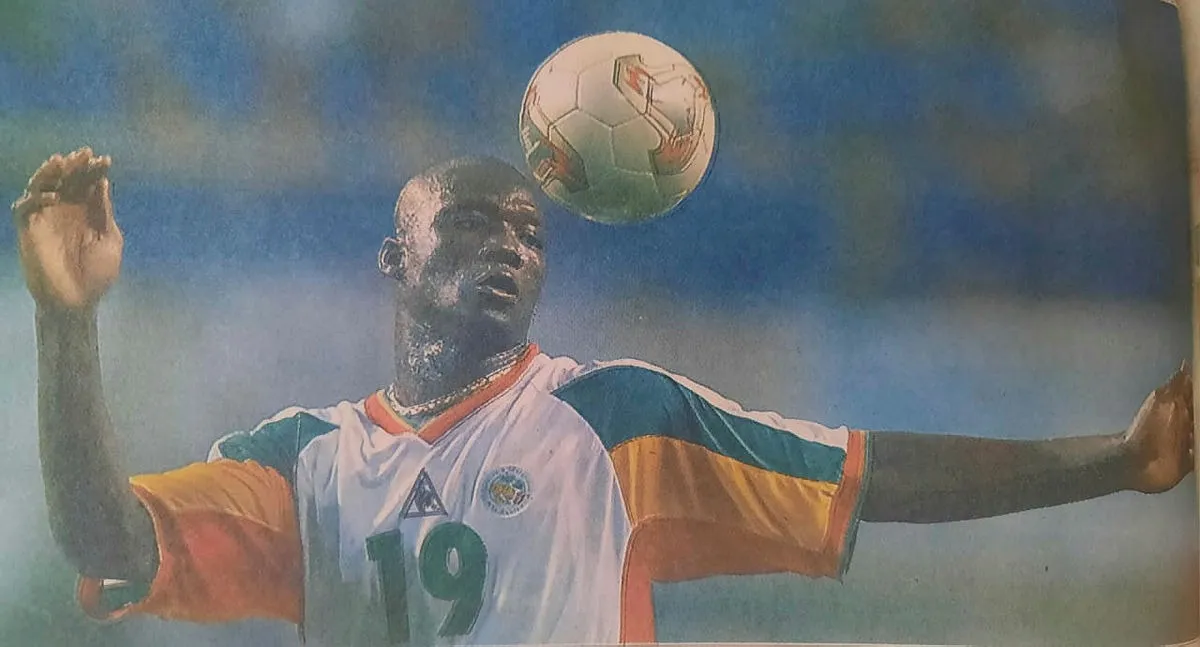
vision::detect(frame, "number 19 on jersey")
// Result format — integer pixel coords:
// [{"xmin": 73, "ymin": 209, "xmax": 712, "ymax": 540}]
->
[{"xmin": 366, "ymin": 522, "xmax": 489, "ymax": 644}]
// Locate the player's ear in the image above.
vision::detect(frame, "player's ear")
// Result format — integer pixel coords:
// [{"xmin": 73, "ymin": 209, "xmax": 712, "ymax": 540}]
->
[{"xmin": 378, "ymin": 237, "xmax": 404, "ymax": 280}]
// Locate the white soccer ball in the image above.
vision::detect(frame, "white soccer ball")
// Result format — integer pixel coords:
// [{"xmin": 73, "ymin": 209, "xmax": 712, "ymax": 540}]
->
[{"xmin": 519, "ymin": 32, "xmax": 717, "ymax": 224}]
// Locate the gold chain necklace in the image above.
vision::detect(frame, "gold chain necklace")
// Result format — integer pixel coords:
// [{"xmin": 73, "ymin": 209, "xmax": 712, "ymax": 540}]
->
[{"xmin": 385, "ymin": 342, "xmax": 529, "ymax": 417}]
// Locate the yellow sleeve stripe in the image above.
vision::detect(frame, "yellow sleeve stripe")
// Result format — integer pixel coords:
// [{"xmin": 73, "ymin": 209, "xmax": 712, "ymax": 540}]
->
[{"xmin": 611, "ymin": 433, "xmax": 864, "ymax": 577}]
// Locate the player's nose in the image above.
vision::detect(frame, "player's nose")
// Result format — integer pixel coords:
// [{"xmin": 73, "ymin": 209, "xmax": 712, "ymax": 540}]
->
[{"xmin": 480, "ymin": 228, "xmax": 524, "ymax": 269}]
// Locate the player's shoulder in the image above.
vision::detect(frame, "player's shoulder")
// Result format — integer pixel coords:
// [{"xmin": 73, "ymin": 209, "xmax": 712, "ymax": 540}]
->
[
  {"xmin": 207, "ymin": 398, "xmax": 369, "ymax": 470},
  {"xmin": 534, "ymin": 353, "xmax": 720, "ymax": 423},
  {"xmin": 252, "ymin": 399, "xmax": 365, "ymax": 431},
  {"xmin": 535, "ymin": 353, "xmax": 702, "ymax": 397},
  {"xmin": 527, "ymin": 351, "xmax": 685, "ymax": 394},
  {"xmin": 536, "ymin": 351, "xmax": 852, "ymax": 451}
]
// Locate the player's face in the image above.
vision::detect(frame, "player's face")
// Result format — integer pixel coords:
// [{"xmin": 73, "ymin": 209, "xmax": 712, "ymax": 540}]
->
[{"xmin": 392, "ymin": 164, "xmax": 546, "ymax": 346}]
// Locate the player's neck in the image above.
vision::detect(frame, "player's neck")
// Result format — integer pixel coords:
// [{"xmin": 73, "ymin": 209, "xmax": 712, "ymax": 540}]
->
[{"xmin": 390, "ymin": 322, "xmax": 528, "ymax": 410}]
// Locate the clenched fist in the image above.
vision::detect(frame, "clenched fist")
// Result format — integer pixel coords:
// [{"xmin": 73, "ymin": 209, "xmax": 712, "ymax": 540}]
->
[{"xmin": 11, "ymin": 147, "xmax": 122, "ymax": 311}]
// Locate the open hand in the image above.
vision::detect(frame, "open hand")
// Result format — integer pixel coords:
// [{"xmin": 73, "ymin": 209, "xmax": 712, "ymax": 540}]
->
[
  {"xmin": 1122, "ymin": 363, "xmax": 1194, "ymax": 494},
  {"xmin": 11, "ymin": 147, "xmax": 122, "ymax": 311}
]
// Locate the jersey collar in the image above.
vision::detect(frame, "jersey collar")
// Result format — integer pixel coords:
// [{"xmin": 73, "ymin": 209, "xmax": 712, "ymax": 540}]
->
[{"xmin": 366, "ymin": 343, "xmax": 539, "ymax": 444}]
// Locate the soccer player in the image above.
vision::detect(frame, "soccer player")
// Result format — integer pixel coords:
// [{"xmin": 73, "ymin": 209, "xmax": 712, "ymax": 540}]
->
[{"xmin": 13, "ymin": 147, "xmax": 1195, "ymax": 645}]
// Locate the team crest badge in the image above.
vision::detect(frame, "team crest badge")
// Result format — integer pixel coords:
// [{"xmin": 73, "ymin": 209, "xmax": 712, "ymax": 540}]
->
[
  {"xmin": 400, "ymin": 468, "xmax": 447, "ymax": 519},
  {"xmin": 481, "ymin": 466, "xmax": 532, "ymax": 517}
]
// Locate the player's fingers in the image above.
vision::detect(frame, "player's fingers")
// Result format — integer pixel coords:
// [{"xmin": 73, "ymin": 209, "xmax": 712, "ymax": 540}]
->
[
  {"xmin": 1171, "ymin": 367, "xmax": 1191, "ymax": 399},
  {"xmin": 85, "ymin": 154, "xmax": 107, "ymax": 173},
  {"xmin": 1178, "ymin": 409, "xmax": 1194, "ymax": 473},
  {"xmin": 1176, "ymin": 359, "xmax": 1190, "ymax": 381},
  {"xmin": 1163, "ymin": 363, "xmax": 1190, "ymax": 399},
  {"xmin": 1168, "ymin": 401, "xmax": 1189, "ymax": 466},
  {"xmin": 26, "ymin": 155, "xmax": 65, "ymax": 193},
  {"xmin": 11, "ymin": 191, "xmax": 60, "ymax": 225},
  {"xmin": 92, "ymin": 178, "xmax": 116, "ymax": 234},
  {"xmin": 11, "ymin": 194, "xmax": 32, "ymax": 225},
  {"xmin": 1172, "ymin": 360, "xmax": 1187, "ymax": 382},
  {"xmin": 81, "ymin": 155, "xmax": 111, "ymax": 190},
  {"xmin": 71, "ymin": 145, "xmax": 93, "ymax": 162},
  {"xmin": 89, "ymin": 154, "xmax": 111, "ymax": 175},
  {"xmin": 1183, "ymin": 421, "xmax": 1195, "ymax": 473},
  {"xmin": 1174, "ymin": 376, "xmax": 1194, "ymax": 414},
  {"xmin": 60, "ymin": 148, "xmax": 96, "ymax": 199},
  {"xmin": 61, "ymin": 147, "xmax": 91, "ymax": 178}
]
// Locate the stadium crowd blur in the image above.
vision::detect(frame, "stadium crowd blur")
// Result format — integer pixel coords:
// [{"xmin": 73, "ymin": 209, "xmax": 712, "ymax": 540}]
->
[{"xmin": 0, "ymin": 0, "xmax": 1189, "ymax": 302}]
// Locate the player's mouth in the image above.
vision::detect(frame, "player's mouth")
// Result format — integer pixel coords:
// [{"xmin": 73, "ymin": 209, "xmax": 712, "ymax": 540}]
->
[{"xmin": 476, "ymin": 272, "xmax": 520, "ymax": 302}]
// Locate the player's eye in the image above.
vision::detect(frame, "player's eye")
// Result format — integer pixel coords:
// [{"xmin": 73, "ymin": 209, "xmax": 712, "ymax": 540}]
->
[{"xmin": 450, "ymin": 210, "xmax": 487, "ymax": 230}]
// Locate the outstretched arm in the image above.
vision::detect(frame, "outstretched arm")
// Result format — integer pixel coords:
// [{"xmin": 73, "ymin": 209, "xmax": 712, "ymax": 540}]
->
[
  {"xmin": 859, "ymin": 365, "xmax": 1194, "ymax": 523},
  {"xmin": 14, "ymin": 148, "xmax": 157, "ymax": 581}
]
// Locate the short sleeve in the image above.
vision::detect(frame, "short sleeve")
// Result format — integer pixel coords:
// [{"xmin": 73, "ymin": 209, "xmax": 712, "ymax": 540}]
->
[
  {"xmin": 553, "ymin": 363, "xmax": 869, "ymax": 582},
  {"xmin": 78, "ymin": 409, "xmax": 338, "ymax": 623},
  {"xmin": 78, "ymin": 458, "xmax": 302, "ymax": 623}
]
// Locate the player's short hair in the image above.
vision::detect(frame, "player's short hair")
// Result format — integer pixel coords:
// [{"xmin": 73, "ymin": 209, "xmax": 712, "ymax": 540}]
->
[{"xmin": 393, "ymin": 156, "xmax": 534, "ymax": 236}]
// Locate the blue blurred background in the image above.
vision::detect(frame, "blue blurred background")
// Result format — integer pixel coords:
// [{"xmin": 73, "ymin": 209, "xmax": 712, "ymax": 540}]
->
[{"xmin": 0, "ymin": 0, "xmax": 1197, "ymax": 645}]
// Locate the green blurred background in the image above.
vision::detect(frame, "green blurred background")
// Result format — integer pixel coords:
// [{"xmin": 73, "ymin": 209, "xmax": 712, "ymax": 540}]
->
[{"xmin": 0, "ymin": 0, "xmax": 1197, "ymax": 645}]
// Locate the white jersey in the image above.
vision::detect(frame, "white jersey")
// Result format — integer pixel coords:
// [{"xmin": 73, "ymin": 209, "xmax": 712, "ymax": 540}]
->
[{"xmin": 80, "ymin": 347, "xmax": 869, "ymax": 645}]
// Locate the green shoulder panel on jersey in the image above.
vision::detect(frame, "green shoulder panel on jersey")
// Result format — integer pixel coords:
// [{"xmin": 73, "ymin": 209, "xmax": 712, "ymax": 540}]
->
[
  {"xmin": 552, "ymin": 365, "xmax": 846, "ymax": 484},
  {"xmin": 216, "ymin": 412, "xmax": 338, "ymax": 486}
]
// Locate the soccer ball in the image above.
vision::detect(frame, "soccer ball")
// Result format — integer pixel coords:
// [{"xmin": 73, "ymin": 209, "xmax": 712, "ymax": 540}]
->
[{"xmin": 519, "ymin": 32, "xmax": 716, "ymax": 224}]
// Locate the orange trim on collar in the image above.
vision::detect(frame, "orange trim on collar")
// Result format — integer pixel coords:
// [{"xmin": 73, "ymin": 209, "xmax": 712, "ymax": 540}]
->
[
  {"xmin": 365, "ymin": 391, "xmax": 417, "ymax": 436},
  {"xmin": 365, "ymin": 343, "xmax": 540, "ymax": 443}
]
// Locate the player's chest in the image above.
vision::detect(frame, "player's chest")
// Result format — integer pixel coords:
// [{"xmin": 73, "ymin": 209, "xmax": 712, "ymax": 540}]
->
[
  {"xmin": 329, "ymin": 396, "xmax": 620, "ymax": 554},
  {"xmin": 301, "ymin": 397, "xmax": 628, "ymax": 644}
]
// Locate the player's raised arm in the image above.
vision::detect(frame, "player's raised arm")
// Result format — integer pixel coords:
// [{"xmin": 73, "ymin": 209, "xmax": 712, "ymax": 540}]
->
[
  {"xmin": 13, "ymin": 148, "xmax": 157, "ymax": 582},
  {"xmin": 859, "ymin": 365, "xmax": 1194, "ymax": 523}
]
